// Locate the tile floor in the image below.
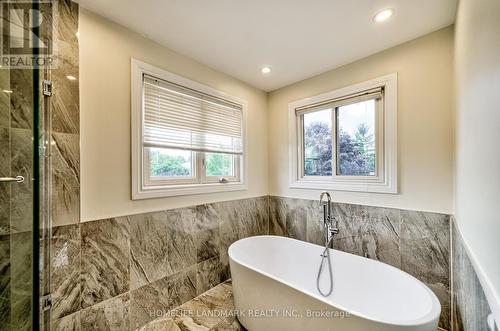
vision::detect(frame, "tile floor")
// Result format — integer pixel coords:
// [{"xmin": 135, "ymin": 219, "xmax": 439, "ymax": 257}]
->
[
  {"xmin": 138, "ymin": 279, "xmax": 245, "ymax": 331},
  {"xmin": 139, "ymin": 279, "xmax": 446, "ymax": 331}
]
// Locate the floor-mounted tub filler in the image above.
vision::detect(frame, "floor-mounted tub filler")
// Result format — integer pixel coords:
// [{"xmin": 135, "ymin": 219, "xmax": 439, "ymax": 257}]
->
[{"xmin": 229, "ymin": 235, "xmax": 441, "ymax": 331}]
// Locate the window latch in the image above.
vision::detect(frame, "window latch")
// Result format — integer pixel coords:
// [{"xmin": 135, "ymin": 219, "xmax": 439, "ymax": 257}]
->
[{"xmin": 219, "ymin": 177, "xmax": 229, "ymax": 183}]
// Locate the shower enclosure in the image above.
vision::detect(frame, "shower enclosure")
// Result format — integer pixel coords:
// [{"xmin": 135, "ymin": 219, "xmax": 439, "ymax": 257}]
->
[
  {"xmin": 0, "ymin": 7, "xmax": 42, "ymax": 331},
  {"xmin": 0, "ymin": 1, "xmax": 80, "ymax": 330}
]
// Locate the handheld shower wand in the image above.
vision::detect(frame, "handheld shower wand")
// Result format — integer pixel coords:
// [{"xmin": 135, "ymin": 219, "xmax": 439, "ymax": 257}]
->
[{"xmin": 316, "ymin": 192, "xmax": 338, "ymax": 297}]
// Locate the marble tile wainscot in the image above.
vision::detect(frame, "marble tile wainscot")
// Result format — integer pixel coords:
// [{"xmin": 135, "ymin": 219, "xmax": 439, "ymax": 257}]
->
[
  {"xmin": 451, "ymin": 217, "xmax": 499, "ymax": 331},
  {"xmin": 268, "ymin": 196, "xmax": 451, "ymax": 330},
  {"xmin": 49, "ymin": 196, "xmax": 269, "ymax": 331},
  {"xmin": 45, "ymin": 194, "xmax": 498, "ymax": 331}
]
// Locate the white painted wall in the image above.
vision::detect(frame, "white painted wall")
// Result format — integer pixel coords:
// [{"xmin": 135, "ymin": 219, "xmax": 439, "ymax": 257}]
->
[
  {"xmin": 80, "ymin": 18, "xmax": 454, "ymax": 220},
  {"xmin": 454, "ymin": 0, "xmax": 500, "ymax": 323},
  {"xmin": 268, "ymin": 27, "xmax": 455, "ymax": 214},
  {"xmin": 79, "ymin": 9, "xmax": 268, "ymax": 221}
]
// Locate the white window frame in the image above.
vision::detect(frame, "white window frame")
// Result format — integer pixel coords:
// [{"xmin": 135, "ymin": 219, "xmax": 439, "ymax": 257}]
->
[
  {"xmin": 288, "ymin": 73, "xmax": 398, "ymax": 193},
  {"xmin": 131, "ymin": 59, "xmax": 247, "ymax": 199}
]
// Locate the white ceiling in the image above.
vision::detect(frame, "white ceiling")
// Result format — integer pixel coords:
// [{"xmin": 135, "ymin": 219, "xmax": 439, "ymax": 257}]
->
[{"xmin": 76, "ymin": 0, "xmax": 457, "ymax": 92}]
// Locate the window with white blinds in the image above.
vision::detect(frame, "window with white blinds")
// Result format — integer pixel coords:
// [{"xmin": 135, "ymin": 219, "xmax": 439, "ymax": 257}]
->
[
  {"xmin": 143, "ymin": 75, "xmax": 243, "ymax": 155},
  {"xmin": 131, "ymin": 59, "xmax": 247, "ymax": 199}
]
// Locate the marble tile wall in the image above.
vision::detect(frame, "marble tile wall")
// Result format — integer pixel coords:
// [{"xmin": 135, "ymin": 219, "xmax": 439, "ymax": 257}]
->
[
  {"xmin": 269, "ymin": 196, "xmax": 451, "ymax": 330},
  {"xmin": 451, "ymin": 218, "xmax": 498, "ymax": 331},
  {"xmin": 49, "ymin": 196, "xmax": 269, "ymax": 331},
  {"xmin": 50, "ymin": 0, "xmax": 81, "ymax": 228}
]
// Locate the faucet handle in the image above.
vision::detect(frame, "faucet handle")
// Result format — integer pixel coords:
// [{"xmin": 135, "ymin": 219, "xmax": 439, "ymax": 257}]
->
[{"xmin": 329, "ymin": 218, "xmax": 339, "ymax": 235}]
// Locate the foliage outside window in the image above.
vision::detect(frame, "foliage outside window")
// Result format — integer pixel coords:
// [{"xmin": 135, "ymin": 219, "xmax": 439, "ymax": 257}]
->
[
  {"xmin": 148, "ymin": 148, "xmax": 236, "ymax": 180},
  {"xmin": 301, "ymin": 97, "xmax": 378, "ymax": 178}
]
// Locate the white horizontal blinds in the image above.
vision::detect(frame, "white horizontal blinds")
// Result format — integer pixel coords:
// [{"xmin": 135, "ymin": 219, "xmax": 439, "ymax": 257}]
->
[
  {"xmin": 295, "ymin": 87, "xmax": 383, "ymax": 114},
  {"xmin": 143, "ymin": 75, "xmax": 243, "ymax": 154}
]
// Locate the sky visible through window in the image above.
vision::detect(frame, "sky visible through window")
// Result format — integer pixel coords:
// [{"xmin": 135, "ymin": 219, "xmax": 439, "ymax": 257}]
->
[{"xmin": 337, "ymin": 100, "xmax": 375, "ymax": 136}]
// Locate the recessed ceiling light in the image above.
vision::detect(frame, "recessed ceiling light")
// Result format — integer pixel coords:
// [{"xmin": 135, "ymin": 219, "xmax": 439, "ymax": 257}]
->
[
  {"xmin": 374, "ymin": 8, "xmax": 394, "ymax": 23},
  {"xmin": 66, "ymin": 75, "xmax": 77, "ymax": 81},
  {"xmin": 261, "ymin": 66, "xmax": 272, "ymax": 74}
]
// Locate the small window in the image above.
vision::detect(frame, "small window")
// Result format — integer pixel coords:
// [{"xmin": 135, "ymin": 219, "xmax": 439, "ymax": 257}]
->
[
  {"xmin": 289, "ymin": 74, "xmax": 397, "ymax": 193},
  {"xmin": 131, "ymin": 59, "xmax": 246, "ymax": 199}
]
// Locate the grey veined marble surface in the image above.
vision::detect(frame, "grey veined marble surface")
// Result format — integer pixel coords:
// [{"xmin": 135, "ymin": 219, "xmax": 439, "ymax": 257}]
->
[
  {"xmin": 451, "ymin": 217, "xmax": 498, "ymax": 331},
  {"xmin": 49, "ymin": 196, "xmax": 269, "ymax": 331}
]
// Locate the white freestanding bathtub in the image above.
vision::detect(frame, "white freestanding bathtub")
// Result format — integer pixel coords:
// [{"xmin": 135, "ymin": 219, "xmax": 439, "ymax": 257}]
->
[{"xmin": 228, "ymin": 236, "xmax": 440, "ymax": 331}]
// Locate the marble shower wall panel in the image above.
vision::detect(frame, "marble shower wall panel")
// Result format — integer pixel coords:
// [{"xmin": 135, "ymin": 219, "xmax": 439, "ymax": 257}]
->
[
  {"xmin": 10, "ymin": 69, "xmax": 33, "ymax": 130},
  {"xmin": 10, "ymin": 128, "xmax": 33, "ymax": 234},
  {"xmin": 0, "ymin": 235, "xmax": 10, "ymax": 329},
  {"xmin": 0, "ymin": 69, "xmax": 10, "ymax": 235},
  {"xmin": 49, "ymin": 196, "xmax": 270, "ymax": 331},
  {"xmin": 50, "ymin": 0, "xmax": 80, "ymax": 228},
  {"xmin": 451, "ymin": 218, "xmax": 497, "ymax": 331},
  {"xmin": 0, "ymin": 128, "xmax": 9, "ymax": 234},
  {"xmin": 0, "ymin": 69, "xmax": 9, "ymax": 128},
  {"xmin": 10, "ymin": 231, "xmax": 33, "ymax": 330},
  {"xmin": 268, "ymin": 196, "xmax": 451, "ymax": 330}
]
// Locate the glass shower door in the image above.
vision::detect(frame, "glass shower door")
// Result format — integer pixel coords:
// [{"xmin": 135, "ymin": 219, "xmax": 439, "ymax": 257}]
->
[
  {"xmin": 0, "ymin": 57, "xmax": 40, "ymax": 331},
  {"xmin": 1, "ymin": 2, "xmax": 43, "ymax": 330}
]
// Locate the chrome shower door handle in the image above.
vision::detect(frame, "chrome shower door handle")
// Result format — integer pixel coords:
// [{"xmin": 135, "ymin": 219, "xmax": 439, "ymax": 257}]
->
[{"xmin": 0, "ymin": 176, "xmax": 25, "ymax": 183}]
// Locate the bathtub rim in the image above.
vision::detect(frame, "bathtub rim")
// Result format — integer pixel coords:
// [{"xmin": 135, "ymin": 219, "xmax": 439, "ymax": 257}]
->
[{"xmin": 228, "ymin": 235, "xmax": 441, "ymax": 328}]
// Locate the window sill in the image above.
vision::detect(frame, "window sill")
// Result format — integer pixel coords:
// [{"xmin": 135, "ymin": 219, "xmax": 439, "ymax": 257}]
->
[
  {"xmin": 132, "ymin": 182, "xmax": 247, "ymax": 200},
  {"xmin": 290, "ymin": 178, "xmax": 397, "ymax": 194}
]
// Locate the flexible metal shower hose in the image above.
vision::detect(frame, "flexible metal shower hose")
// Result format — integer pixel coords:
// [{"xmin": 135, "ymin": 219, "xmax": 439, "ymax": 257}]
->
[{"xmin": 316, "ymin": 236, "xmax": 335, "ymax": 297}]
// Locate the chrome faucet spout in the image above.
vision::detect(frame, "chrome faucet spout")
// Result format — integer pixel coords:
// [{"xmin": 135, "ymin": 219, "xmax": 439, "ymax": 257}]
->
[{"xmin": 319, "ymin": 191, "xmax": 339, "ymax": 247}]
